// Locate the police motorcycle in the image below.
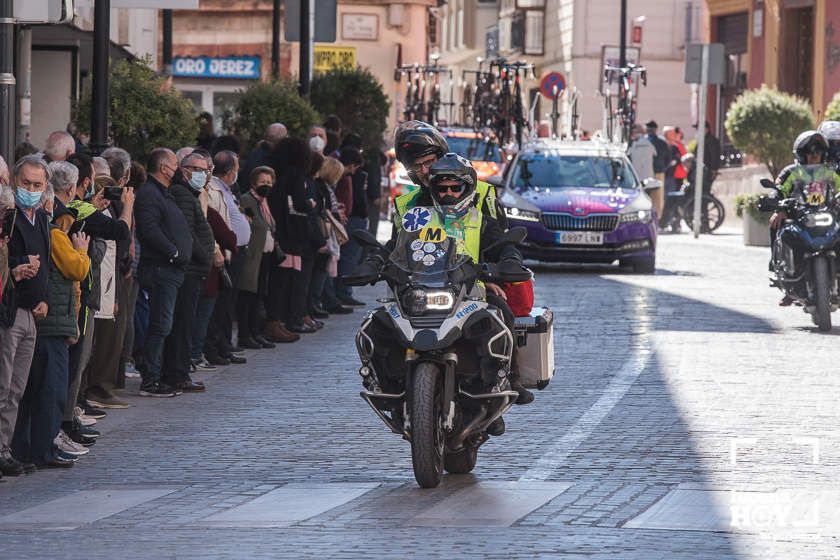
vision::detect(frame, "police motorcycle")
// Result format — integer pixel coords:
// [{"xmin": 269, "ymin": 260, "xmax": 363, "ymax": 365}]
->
[
  {"xmin": 345, "ymin": 215, "xmax": 554, "ymax": 488},
  {"xmin": 760, "ymin": 164, "xmax": 840, "ymax": 331}
]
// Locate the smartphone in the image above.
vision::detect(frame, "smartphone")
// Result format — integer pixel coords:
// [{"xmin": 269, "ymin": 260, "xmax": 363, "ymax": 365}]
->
[{"xmin": 104, "ymin": 186, "xmax": 124, "ymax": 201}]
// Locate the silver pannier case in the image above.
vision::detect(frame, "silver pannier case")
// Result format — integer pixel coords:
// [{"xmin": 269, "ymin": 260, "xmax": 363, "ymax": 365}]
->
[{"xmin": 513, "ymin": 307, "xmax": 555, "ymax": 389}]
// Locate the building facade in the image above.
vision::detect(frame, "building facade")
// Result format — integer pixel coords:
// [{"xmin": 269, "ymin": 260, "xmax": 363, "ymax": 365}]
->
[
  {"xmin": 436, "ymin": 0, "xmax": 703, "ymax": 140},
  {"xmin": 704, "ymin": 0, "xmax": 840, "ymax": 129}
]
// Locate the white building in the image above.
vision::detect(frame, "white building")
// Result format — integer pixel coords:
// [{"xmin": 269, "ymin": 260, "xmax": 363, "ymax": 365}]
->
[{"xmin": 437, "ymin": 0, "xmax": 704, "ymax": 139}]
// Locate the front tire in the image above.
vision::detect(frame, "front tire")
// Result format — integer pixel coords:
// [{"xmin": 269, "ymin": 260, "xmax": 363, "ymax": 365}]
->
[
  {"xmin": 410, "ymin": 362, "xmax": 444, "ymax": 488},
  {"xmin": 812, "ymin": 256, "xmax": 832, "ymax": 331},
  {"xmin": 444, "ymin": 446, "xmax": 478, "ymax": 474}
]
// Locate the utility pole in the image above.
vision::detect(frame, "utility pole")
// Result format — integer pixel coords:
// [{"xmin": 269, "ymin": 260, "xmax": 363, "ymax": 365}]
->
[
  {"xmin": 619, "ymin": 0, "xmax": 627, "ymax": 68},
  {"xmin": 0, "ymin": 0, "xmax": 15, "ymax": 164},
  {"xmin": 693, "ymin": 44, "xmax": 710, "ymax": 239},
  {"xmin": 17, "ymin": 27, "xmax": 31, "ymax": 144},
  {"xmin": 299, "ymin": 0, "xmax": 312, "ymax": 95},
  {"xmin": 91, "ymin": 0, "xmax": 111, "ymax": 155},
  {"xmin": 272, "ymin": 0, "xmax": 280, "ymax": 79},
  {"xmin": 162, "ymin": 10, "xmax": 173, "ymax": 77}
]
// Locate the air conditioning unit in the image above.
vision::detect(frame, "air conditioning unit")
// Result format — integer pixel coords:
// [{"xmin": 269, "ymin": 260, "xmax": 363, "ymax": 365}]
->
[{"xmin": 14, "ymin": 0, "xmax": 74, "ymax": 25}]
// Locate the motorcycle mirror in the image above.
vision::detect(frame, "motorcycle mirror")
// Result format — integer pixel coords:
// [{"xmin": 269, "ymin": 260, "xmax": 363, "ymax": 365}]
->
[
  {"xmin": 351, "ymin": 229, "xmax": 384, "ymax": 249},
  {"xmin": 485, "ymin": 175, "xmax": 504, "ymax": 188},
  {"xmin": 760, "ymin": 178, "xmax": 777, "ymax": 190},
  {"xmin": 481, "ymin": 226, "xmax": 527, "ymax": 260}
]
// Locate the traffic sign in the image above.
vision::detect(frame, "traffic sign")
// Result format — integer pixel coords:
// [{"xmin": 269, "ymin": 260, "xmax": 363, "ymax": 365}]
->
[{"xmin": 539, "ymin": 72, "xmax": 565, "ymax": 99}]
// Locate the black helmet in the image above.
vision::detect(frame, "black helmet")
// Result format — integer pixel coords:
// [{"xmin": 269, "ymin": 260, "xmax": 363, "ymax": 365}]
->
[
  {"xmin": 394, "ymin": 121, "xmax": 449, "ymax": 185},
  {"xmin": 818, "ymin": 121, "xmax": 840, "ymax": 161},
  {"xmin": 428, "ymin": 153, "xmax": 478, "ymax": 213},
  {"xmin": 793, "ymin": 130, "xmax": 828, "ymax": 164}
]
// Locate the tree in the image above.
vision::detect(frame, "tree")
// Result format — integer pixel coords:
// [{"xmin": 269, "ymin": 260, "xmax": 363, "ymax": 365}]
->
[
  {"xmin": 310, "ymin": 67, "xmax": 391, "ymax": 151},
  {"xmin": 225, "ymin": 80, "xmax": 321, "ymax": 150},
  {"xmin": 724, "ymin": 86, "xmax": 814, "ymax": 176},
  {"xmin": 75, "ymin": 58, "xmax": 198, "ymax": 161},
  {"xmin": 823, "ymin": 91, "xmax": 840, "ymax": 121}
]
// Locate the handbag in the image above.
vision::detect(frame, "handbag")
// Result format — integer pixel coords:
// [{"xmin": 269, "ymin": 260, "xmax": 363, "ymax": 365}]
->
[
  {"xmin": 219, "ymin": 267, "xmax": 233, "ymax": 289},
  {"xmin": 325, "ymin": 211, "xmax": 349, "ymax": 245}
]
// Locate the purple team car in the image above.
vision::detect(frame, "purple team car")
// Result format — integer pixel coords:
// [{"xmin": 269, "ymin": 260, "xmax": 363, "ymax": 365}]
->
[{"xmin": 494, "ymin": 139, "xmax": 659, "ymax": 273}]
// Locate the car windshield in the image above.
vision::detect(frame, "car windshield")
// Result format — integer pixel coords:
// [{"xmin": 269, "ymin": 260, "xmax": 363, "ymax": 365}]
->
[
  {"xmin": 511, "ymin": 154, "xmax": 637, "ymax": 190},
  {"xmin": 446, "ymin": 135, "xmax": 502, "ymax": 163},
  {"xmin": 390, "ymin": 205, "xmax": 473, "ymax": 286}
]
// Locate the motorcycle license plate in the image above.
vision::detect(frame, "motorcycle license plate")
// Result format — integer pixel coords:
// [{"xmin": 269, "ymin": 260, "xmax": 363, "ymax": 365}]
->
[{"xmin": 556, "ymin": 231, "xmax": 603, "ymax": 245}]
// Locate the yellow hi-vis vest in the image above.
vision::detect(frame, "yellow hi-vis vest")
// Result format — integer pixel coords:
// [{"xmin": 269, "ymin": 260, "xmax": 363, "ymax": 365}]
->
[{"xmin": 393, "ymin": 181, "xmax": 496, "ymax": 263}]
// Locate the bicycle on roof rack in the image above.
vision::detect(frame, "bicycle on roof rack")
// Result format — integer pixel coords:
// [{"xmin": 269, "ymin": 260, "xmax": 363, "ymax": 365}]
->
[{"xmin": 603, "ymin": 62, "xmax": 647, "ymax": 144}]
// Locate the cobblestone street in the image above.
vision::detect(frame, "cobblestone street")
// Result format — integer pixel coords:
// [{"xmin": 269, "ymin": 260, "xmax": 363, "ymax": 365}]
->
[{"xmin": 1, "ymin": 232, "xmax": 838, "ymax": 559}]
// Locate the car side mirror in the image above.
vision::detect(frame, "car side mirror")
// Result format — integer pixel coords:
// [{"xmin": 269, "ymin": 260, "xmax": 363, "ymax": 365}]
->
[
  {"xmin": 351, "ymin": 229, "xmax": 383, "ymax": 249},
  {"xmin": 643, "ymin": 177, "xmax": 662, "ymax": 191}
]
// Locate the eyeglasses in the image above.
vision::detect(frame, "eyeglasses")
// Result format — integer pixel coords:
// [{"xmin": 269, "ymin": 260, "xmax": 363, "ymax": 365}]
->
[
  {"xmin": 433, "ymin": 182, "xmax": 466, "ymax": 195},
  {"xmin": 183, "ymin": 165, "xmax": 209, "ymax": 173},
  {"xmin": 408, "ymin": 157, "xmax": 437, "ymax": 172}
]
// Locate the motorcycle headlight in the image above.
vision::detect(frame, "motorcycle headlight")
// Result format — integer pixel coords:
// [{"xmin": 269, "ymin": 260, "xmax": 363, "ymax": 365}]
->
[
  {"xmin": 620, "ymin": 209, "xmax": 652, "ymax": 223},
  {"xmin": 804, "ymin": 212, "xmax": 834, "ymax": 228},
  {"xmin": 402, "ymin": 289, "xmax": 456, "ymax": 315},
  {"xmin": 504, "ymin": 207, "xmax": 541, "ymax": 222}
]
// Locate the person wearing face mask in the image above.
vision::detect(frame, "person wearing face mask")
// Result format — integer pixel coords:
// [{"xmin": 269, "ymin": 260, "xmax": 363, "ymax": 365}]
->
[
  {"xmin": 0, "ymin": 155, "xmax": 52, "ymax": 476},
  {"xmin": 309, "ymin": 126, "xmax": 327, "ymax": 154},
  {"xmin": 238, "ymin": 166, "xmax": 298, "ymax": 346},
  {"xmin": 134, "ymin": 148, "xmax": 192, "ymax": 398},
  {"xmin": 160, "ymin": 151, "xmax": 215, "ymax": 393}
]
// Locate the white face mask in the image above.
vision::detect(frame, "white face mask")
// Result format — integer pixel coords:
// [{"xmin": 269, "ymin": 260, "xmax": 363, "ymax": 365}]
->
[{"xmin": 309, "ymin": 136, "xmax": 326, "ymax": 153}]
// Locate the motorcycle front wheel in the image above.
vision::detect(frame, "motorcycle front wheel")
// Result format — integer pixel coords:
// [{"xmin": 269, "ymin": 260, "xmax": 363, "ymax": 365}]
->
[
  {"xmin": 410, "ymin": 362, "xmax": 445, "ymax": 488},
  {"xmin": 812, "ymin": 256, "xmax": 832, "ymax": 332}
]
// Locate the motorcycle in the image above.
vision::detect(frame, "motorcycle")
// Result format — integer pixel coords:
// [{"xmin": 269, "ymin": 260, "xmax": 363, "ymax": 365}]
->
[
  {"xmin": 345, "ymin": 212, "xmax": 554, "ymax": 488},
  {"xmin": 759, "ymin": 164, "xmax": 840, "ymax": 331}
]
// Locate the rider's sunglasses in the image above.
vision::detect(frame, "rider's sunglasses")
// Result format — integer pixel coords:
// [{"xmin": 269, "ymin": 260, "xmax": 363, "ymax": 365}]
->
[{"xmin": 433, "ymin": 182, "xmax": 466, "ymax": 195}]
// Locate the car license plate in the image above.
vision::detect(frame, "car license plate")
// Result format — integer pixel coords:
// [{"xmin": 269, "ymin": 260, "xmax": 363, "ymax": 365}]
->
[{"xmin": 556, "ymin": 231, "xmax": 603, "ymax": 245}]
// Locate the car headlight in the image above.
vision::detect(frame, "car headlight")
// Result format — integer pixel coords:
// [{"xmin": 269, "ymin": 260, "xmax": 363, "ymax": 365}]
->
[
  {"xmin": 620, "ymin": 209, "xmax": 652, "ymax": 223},
  {"xmin": 402, "ymin": 289, "xmax": 456, "ymax": 315},
  {"xmin": 804, "ymin": 212, "xmax": 834, "ymax": 228},
  {"xmin": 504, "ymin": 207, "xmax": 541, "ymax": 222}
]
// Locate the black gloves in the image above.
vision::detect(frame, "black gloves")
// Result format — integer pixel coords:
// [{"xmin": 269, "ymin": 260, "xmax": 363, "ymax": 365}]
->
[{"xmin": 343, "ymin": 256, "xmax": 383, "ymax": 286}]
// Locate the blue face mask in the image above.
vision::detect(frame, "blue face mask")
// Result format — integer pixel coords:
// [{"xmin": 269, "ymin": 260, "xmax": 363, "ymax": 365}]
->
[
  {"xmin": 15, "ymin": 188, "xmax": 42, "ymax": 210},
  {"xmin": 188, "ymin": 170, "xmax": 207, "ymax": 191}
]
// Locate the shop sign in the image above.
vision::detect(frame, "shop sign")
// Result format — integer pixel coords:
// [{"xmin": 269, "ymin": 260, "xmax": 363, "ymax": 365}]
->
[
  {"xmin": 172, "ymin": 56, "xmax": 261, "ymax": 80},
  {"xmin": 313, "ymin": 46, "xmax": 356, "ymax": 72},
  {"xmin": 342, "ymin": 14, "xmax": 378, "ymax": 40}
]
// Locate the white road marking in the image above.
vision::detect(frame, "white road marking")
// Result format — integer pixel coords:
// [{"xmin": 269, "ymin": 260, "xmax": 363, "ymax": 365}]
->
[{"xmin": 519, "ymin": 335, "xmax": 652, "ymax": 482}]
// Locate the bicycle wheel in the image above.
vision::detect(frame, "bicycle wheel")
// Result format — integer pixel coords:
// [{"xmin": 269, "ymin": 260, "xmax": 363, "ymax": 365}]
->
[{"xmin": 684, "ymin": 194, "xmax": 725, "ymax": 233}]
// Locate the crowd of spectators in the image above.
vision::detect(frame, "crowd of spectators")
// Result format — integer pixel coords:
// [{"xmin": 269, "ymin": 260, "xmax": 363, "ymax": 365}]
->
[{"xmin": 0, "ymin": 116, "xmax": 383, "ymax": 473}]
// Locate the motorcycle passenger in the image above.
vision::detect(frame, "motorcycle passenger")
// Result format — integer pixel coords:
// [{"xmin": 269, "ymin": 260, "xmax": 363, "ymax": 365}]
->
[
  {"xmin": 817, "ymin": 120, "xmax": 840, "ymax": 171},
  {"xmin": 769, "ymin": 131, "xmax": 840, "ymax": 305}
]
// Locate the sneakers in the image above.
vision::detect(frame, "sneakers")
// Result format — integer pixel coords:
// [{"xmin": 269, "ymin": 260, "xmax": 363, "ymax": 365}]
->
[
  {"xmin": 74, "ymin": 406, "xmax": 98, "ymax": 426},
  {"xmin": 81, "ymin": 402, "xmax": 107, "ymax": 419},
  {"xmin": 56, "ymin": 430, "xmax": 90, "ymax": 457},
  {"xmin": 86, "ymin": 391, "xmax": 130, "ymax": 409},
  {"xmin": 193, "ymin": 357, "xmax": 217, "ymax": 370},
  {"xmin": 45, "ymin": 450, "xmax": 77, "ymax": 468},
  {"xmin": 139, "ymin": 381, "xmax": 177, "ymax": 398},
  {"xmin": 226, "ymin": 354, "xmax": 247, "ymax": 364},
  {"xmin": 124, "ymin": 362, "xmax": 141, "ymax": 378},
  {"xmin": 206, "ymin": 354, "xmax": 231, "ymax": 366}
]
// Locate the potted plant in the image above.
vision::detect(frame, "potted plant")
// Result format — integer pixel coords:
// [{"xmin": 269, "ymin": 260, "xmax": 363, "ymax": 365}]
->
[{"xmin": 735, "ymin": 193, "xmax": 772, "ymax": 246}]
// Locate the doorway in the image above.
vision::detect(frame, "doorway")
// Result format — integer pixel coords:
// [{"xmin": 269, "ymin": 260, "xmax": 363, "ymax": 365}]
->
[{"xmin": 779, "ymin": 4, "xmax": 814, "ymax": 102}]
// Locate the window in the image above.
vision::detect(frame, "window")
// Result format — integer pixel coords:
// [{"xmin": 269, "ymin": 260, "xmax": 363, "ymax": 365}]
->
[
  {"xmin": 524, "ymin": 11, "xmax": 544, "ymax": 55},
  {"xmin": 511, "ymin": 155, "xmax": 637, "ymax": 190}
]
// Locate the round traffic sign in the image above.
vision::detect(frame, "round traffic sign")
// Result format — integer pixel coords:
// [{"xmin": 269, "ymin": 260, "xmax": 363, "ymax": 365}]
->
[{"xmin": 539, "ymin": 72, "xmax": 566, "ymax": 99}]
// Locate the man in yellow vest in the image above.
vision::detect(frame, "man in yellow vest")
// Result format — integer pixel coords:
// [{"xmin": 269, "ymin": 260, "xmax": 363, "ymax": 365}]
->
[{"xmin": 351, "ymin": 148, "xmax": 533, "ymax": 435}]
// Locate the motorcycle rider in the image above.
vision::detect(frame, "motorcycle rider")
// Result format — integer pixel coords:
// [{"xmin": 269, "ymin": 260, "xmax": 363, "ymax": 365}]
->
[
  {"xmin": 348, "ymin": 146, "xmax": 533, "ymax": 435},
  {"xmin": 817, "ymin": 120, "xmax": 840, "ymax": 170},
  {"xmin": 769, "ymin": 131, "xmax": 840, "ymax": 305}
]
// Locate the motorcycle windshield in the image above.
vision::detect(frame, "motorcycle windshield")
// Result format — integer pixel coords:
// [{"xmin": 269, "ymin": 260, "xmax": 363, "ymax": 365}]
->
[
  {"xmin": 787, "ymin": 164, "xmax": 840, "ymax": 207},
  {"xmin": 390, "ymin": 205, "xmax": 473, "ymax": 286}
]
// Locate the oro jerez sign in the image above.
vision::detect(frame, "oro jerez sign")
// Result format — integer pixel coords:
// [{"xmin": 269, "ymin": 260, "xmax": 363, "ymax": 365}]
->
[{"xmin": 173, "ymin": 56, "xmax": 261, "ymax": 80}]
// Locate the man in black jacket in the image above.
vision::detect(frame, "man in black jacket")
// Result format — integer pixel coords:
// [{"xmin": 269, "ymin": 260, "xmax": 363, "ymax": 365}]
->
[
  {"xmin": 135, "ymin": 148, "xmax": 192, "ymax": 397},
  {"xmin": 161, "ymin": 150, "xmax": 214, "ymax": 392}
]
